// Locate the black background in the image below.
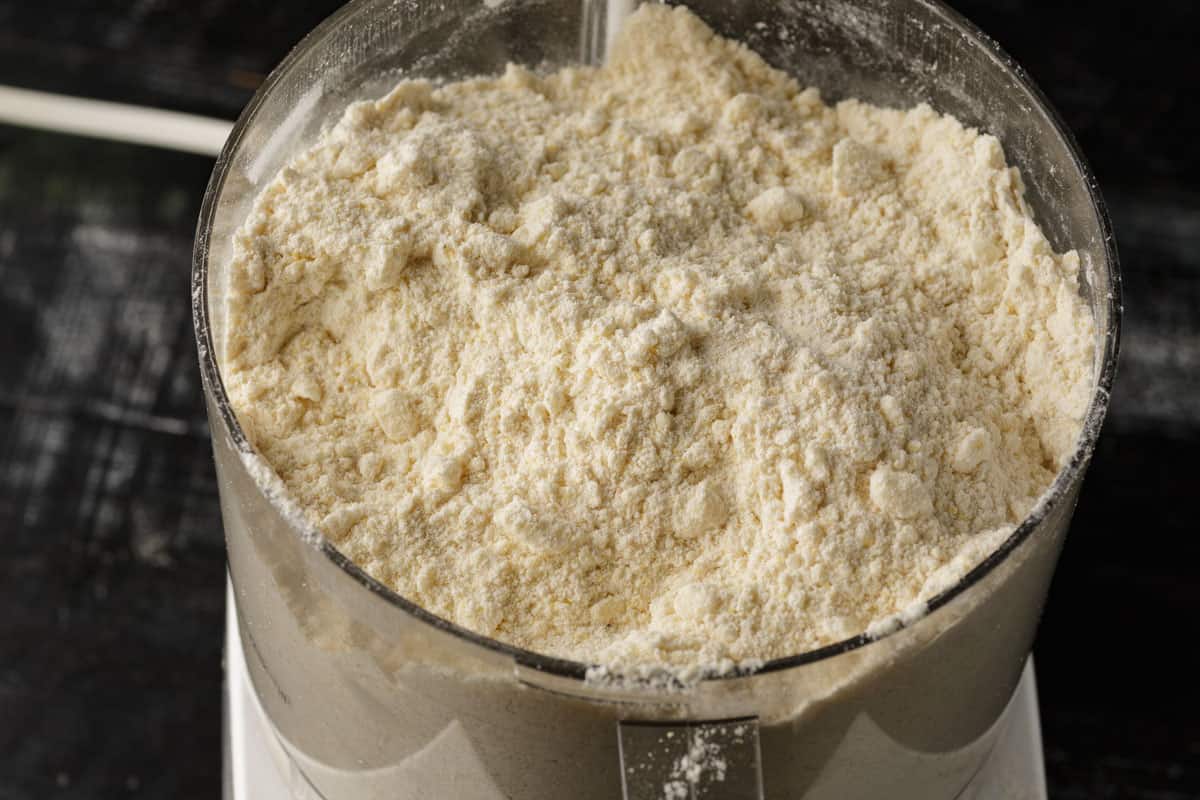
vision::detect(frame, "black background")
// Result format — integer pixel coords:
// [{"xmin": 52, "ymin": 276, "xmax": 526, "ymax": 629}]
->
[{"xmin": 0, "ymin": 2, "xmax": 1196, "ymax": 798}]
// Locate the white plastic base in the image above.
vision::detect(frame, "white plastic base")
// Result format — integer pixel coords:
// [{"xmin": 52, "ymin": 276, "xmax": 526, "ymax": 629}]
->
[{"xmin": 223, "ymin": 584, "xmax": 1047, "ymax": 800}]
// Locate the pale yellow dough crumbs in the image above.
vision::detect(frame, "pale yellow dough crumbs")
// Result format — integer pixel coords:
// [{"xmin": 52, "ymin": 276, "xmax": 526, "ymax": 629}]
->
[{"xmin": 223, "ymin": 5, "xmax": 1095, "ymax": 670}]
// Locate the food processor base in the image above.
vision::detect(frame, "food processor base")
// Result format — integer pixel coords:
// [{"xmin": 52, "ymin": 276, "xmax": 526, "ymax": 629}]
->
[{"xmin": 223, "ymin": 582, "xmax": 1048, "ymax": 800}]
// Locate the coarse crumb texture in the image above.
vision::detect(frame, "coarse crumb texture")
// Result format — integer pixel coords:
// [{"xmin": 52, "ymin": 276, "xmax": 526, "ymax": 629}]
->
[{"xmin": 223, "ymin": 5, "xmax": 1095, "ymax": 670}]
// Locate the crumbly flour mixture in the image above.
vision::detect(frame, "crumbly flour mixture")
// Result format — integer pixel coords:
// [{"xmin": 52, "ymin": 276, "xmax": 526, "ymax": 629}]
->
[{"xmin": 224, "ymin": 5, "xmax": 1095, "ymax": 670}]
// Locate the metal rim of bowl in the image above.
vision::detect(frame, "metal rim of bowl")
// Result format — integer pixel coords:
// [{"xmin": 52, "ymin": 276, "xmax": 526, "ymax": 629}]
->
[{"xmin": 191, "ymin": 0, "xmax": 1122, "ymax": 683}]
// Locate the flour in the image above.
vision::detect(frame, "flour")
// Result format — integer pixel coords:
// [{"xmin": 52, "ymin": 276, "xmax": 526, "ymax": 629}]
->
[
  {"xmin": 222, "ymin": 4, "xmax": 1095, "ymax": 671},
  {"xmin": 664, "ymin": 728, "xmax": 728, "ymax": 799}
]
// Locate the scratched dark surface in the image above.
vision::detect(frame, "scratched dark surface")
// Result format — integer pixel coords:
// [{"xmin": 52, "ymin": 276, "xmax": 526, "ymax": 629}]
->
[{"xmin": 0, "ymin": 1, "xmax": 1196, "ymax": 798}]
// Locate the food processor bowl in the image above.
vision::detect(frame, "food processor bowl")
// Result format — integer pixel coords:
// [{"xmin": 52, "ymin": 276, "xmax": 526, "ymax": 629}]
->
[{"xmin": 192, "ymin": 0, "xmax": 1120, "ymax": 797}]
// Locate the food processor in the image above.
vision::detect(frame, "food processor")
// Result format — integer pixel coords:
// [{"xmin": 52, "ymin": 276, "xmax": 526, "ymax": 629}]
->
[{"xmin": 192, "ymin": 0, "xmax": 1121, "ymax": 797}]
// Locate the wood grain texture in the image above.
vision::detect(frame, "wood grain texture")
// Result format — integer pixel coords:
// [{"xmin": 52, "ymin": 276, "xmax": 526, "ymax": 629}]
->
[
  {"xmin": 0, "ymin": 1, "xmax": 1196, "ymax": 799},
  {"xmin": 0, "ymin": 1, "xmax": 333, "ymax": 119},
  {"xmin": 0, "ymin": 125, "xmax": 223, "ymax": 799}
]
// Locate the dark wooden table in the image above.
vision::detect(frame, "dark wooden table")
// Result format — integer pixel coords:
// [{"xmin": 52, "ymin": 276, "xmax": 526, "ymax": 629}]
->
[{"xmin": 1, "ymin": 2, "xmax": 1196, "ymax": 798}]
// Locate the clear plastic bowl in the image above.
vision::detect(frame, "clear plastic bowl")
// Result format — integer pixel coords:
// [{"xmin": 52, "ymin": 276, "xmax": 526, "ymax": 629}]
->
[{"xmin": 192, "ymin": 0, "xmax": 1120, "ymax": 797}]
